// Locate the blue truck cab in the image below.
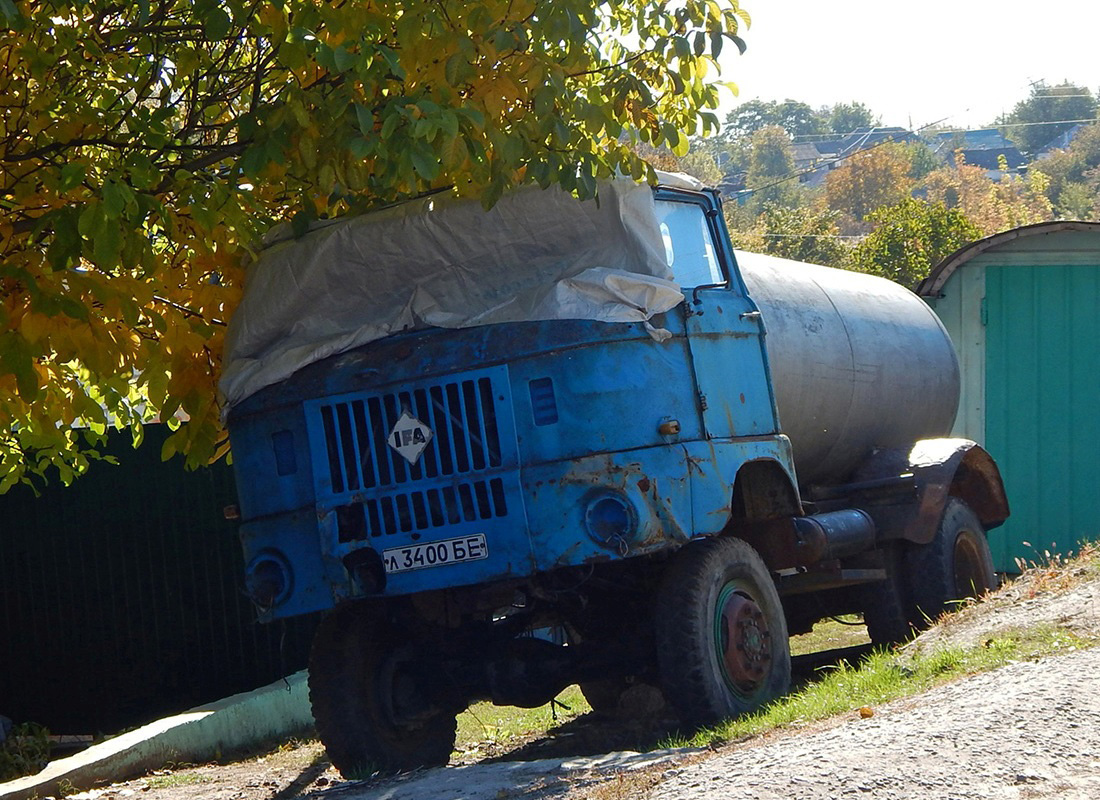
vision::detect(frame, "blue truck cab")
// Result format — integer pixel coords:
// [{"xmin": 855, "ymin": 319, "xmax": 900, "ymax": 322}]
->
[{"xmin": 224, "ymin": 178, "xmax": 1008, "ymax": 774}]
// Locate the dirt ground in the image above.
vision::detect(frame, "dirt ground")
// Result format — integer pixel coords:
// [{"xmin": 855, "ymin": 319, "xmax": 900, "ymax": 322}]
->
[{"xmin": 67, "ymin": 561, "xmax": 1100, "ymax": 800}]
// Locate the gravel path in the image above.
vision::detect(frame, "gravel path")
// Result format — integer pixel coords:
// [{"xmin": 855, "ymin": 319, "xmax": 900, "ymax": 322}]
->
[
  {"xmin": 652, "ymin": 648, "xmax": 1100, "ymax": 800},
  {"xmin": 62, "ymin": 572, "xmax": 1100, "ymax": 800}
]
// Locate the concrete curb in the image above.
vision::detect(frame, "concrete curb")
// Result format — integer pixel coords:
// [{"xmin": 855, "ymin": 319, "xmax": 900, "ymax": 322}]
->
[{"xmin": 0, "ymin": 671, "xmax": 314, "ymax": 800}]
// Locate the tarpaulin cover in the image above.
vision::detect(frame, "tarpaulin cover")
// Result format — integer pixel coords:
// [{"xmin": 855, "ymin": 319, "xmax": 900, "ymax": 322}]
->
[{"xmin": 220, "ymin": 175, "xmax": 698, "ymax": 411}]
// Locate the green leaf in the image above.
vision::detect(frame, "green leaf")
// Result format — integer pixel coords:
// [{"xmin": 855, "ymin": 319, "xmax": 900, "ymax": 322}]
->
[
  {"xmin": 92, "ymin": 223, "xmax": 122, "ymax": 268},
  {"xmin": 291, "ymin": 210, "xmax": 312, "ymax": 238},
  {"xmin": 201, "ymin": 6, "xmax": 232, "ymax": 40},
  {"xmin": 445, "ymin": 53, "xmax": 470, "ymax": 86},
  {"xmin": 332, "ymin": 45, "xmax": 357, "ymax": 73},
  {"xmin": 673, "ymin": 36, "xmax": 690, "ymax": 61},
  {"xmin": 456, "ymin": 107, "xmax": 486, "ymax": 130},
  {"xmin": 60, "ymin": 163, "xmax": 85, "ymax": 192},
  {"xmin": 380, "ymin": 112, "xmax": 402, "ymax": 140},
  {"xmin": 102, "ymin": 181, "xmax": 125, "ymax": 218},
  {"xmin": 57, "ymin": 295, "xmax": 89, "ymax": 321},
  {"xmin": 354, "ymin": 103, "xmax": 374, "ymax": 134},
  {"xmin": 0, "ymin": 0, "xmax": 22, "ymax": 29},
  {"xmin": 0, "ymin": 332, "xmax": 39, "ymax": 402},
  {"xmin": 438, "ymin": 111, "xmax": 459, "ymax": 142},
  {"xmin": 710, "ymin": 30, "xmax": 724, "ymax": 59},
  {"xmin": 239, "ymin": 144, "xmax": 268, "ymax": 177},
  {"xmin": 409, "ymin": 145, "xmax": 441, "ymax": 181},
  {"xmin": 46, "ymin": 207, "xmax": 81, "ymax": 270}
]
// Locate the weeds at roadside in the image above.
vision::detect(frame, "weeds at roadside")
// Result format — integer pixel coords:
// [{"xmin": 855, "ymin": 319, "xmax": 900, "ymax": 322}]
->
[
  {"xmin": 664, "ymin": 623, "xmax": 1096, "ymax": 750},
  {"xmin": 1014, "ymin": 541, "xmax": 1100, "ymax": 596},
  {"xmin": 0, "ymin": 722, "xmax": 50, "ymax": 782}
]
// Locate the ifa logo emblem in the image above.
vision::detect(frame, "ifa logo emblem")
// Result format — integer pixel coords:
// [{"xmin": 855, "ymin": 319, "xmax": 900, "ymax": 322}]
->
[{"xmin": 387, "ymin": 409, "xmax": 434, "ymax": 464}]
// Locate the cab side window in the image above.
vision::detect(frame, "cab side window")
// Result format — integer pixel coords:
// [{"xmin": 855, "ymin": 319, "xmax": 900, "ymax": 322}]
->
[{"xmin": 654, "ymin": 199, "xmax": 725, "ymax": 288}]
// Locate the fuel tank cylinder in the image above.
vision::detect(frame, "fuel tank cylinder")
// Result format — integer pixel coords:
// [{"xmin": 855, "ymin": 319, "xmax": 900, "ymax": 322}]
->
[{"xmin": 734, "ymin": 250, "xmax": 960, "ymax": 487}]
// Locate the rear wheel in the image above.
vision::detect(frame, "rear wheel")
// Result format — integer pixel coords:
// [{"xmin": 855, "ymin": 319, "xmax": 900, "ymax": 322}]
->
[
  {"xmin": 861, "ymin": 543, "xmax": 915, "ymax": 646},
  {"xmin": 308, "ymin": 603, "xmax": 457, "ymax": 777},
  {"xmin": 655, "ymin": 537, "xmax": 790, "ymax": 727},
  {"xmin": 905, "ymin": 498, "xmax": 997, "ymax": 628}
]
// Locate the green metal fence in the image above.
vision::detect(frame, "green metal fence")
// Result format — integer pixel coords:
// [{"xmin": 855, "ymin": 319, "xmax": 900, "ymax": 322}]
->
[{"xmin": 0, "ymin": 427, "xmax": 317, "ymax": 734}]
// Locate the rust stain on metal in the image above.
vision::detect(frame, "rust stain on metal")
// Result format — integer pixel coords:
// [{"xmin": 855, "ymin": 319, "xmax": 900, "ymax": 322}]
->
[{"xmin": 637, "ymin": 477, "xmax": 651, "ymax": 493}]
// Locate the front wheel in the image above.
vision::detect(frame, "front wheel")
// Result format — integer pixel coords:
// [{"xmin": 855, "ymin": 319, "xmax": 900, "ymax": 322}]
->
[
  {"xmin": 654, "ymin": 537, "xmax": 791, "ymax": 728},
  {"xmin": 905, "ymin": 497, "xmax": 997, "ymax": 627},
  {"xmin": 308, "ymin": 603, "xmax": 457, "ymax": 777}
]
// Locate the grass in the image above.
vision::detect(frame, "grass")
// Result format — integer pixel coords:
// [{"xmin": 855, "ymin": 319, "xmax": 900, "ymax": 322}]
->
[
  {"xmin": 789, "ymin": 614, "xmax": 870, "ymax": 656},
  {"xmin": 454, "ymin": 684, "xmax": 592, "ymax": 758},
  {"xmin": 665, "ymin": 621, "xmax": 1094, "ymax": 750}
]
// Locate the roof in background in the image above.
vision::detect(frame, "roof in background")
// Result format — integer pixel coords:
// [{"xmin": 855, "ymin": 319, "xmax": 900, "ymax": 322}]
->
[
  {"xmin": 934, "ymin": 128, "xmax": 1015, "ymax": 150},
  {"xmin": 1035, "ymin": 123, "xmax": 1085, "ymax": 156},
  {"xmin": 836, "ymin": 126, "xmax": 917, "ymax": 154},
  {"xmin": 956, "ymin": 147, "xmax": 1028, "ymax": 170}
]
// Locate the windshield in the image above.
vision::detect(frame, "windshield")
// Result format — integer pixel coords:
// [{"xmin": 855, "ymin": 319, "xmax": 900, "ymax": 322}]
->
[{"xmin": 654, "ymin": 199, "xmax": 725, "ymax": 288}]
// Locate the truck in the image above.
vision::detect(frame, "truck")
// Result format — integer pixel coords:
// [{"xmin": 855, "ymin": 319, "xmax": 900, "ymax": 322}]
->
[{"xmin": 221, "ymin": 174, "xmax": 1008, "ymax": 775}]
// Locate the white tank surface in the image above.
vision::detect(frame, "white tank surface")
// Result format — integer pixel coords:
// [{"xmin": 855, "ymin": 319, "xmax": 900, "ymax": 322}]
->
[{"xmin": 734, "ymin": 250, "xmax": 960, "ymax": 487}]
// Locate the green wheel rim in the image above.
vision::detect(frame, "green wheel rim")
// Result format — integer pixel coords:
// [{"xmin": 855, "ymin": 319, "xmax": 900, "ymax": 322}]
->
[{"xmin": 713, "ymin": 580, "xmax": 772, "ymax": 699}]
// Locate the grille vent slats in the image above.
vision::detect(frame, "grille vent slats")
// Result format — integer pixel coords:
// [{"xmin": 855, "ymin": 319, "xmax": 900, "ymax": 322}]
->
[
  {"xmin": 319, "ymin": 375, "xmax": 510, "ymax": 544},
  {"xmin": 335, "ymin": 477, "xmax": 508, "ymax": 542},
  {"xmin": 322, "ymin": 376, "xmax": 502, "ymax": 492}
]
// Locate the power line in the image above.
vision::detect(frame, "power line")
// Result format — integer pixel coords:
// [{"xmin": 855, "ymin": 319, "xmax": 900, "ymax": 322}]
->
[
  {"xmin": 735, "ymin": 123, "xmax": 942, "ymax": 198},
  {"xmin": 750, "ymin": 232, "xmax": 863, "ymax": 239},
  {"xmin": 786, "ymin": 117, "xmax": 1098, "ymax": 145}
]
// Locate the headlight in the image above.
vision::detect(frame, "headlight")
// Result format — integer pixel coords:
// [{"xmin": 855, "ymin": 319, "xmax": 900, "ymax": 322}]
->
[
  {"xmin": 245, "ymin": 550, "xmax": 293, "ymax": 607},
  {"xmin": 583, "ymin": 490, "xmax": 638, "ymax": 548}
]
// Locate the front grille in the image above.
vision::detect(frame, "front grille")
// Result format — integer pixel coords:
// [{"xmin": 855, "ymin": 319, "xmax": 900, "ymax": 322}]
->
[
  {"xmin": 319, "ymin": 376, "xmax": 504, "ymax": 494},
  {"xmin": 336, "ymin": 478, "xmax": 508, "ymax": 542},
  {"xmin": 311, "ymin": 371, "xmax": 513, "ymax": 542}
]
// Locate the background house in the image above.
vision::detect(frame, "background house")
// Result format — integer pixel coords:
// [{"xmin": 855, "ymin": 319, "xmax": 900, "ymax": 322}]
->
[
  {"xmin": 933, "ymin": 129, "xmax": 1027, "ymax": 178},
  {"xmin": 917, "ymin": 222, "xmax": 1100, "ymax": 571}
]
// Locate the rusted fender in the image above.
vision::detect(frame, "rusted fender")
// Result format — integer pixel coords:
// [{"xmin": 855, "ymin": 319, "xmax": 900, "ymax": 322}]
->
[{"xmin": 861, "ymin": 438, "xmax": 1009, "ymax": 545}]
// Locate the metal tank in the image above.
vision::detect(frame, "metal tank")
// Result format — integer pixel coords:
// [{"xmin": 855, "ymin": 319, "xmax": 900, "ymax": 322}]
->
[{"xmin": 734, "ymin": 250, "xmax": 960, "ymax": 487}]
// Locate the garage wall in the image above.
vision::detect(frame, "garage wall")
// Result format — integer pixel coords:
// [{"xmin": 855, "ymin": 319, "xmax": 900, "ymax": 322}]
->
[{"xmin": 984, "ymin": 260, "xmax": 1100, "ymax": 571}]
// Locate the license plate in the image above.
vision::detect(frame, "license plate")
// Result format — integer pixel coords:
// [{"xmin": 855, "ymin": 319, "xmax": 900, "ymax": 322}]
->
[{"xmin": 382, "ymin": 534, "xmax": 488, "ymax": 574}]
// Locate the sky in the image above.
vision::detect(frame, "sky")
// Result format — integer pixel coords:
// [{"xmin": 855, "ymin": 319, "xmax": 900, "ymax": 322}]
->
[{"xmin": 716, "ymin": 0, "xmax": 1100, "ymax": 133}]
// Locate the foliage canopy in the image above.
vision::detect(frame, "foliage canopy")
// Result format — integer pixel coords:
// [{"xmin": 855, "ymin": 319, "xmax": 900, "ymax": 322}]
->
[
  {"xmin": 923, "ymin": 157, "xmax": 1053, "ymax": 236},
  {"xmin": 1029, "ymin": 122, "xmax": 1100, "ymax": 219},
  {"xmin": 845, "ymin": 198, "xmax": 981, "ymax": 288},
  {"xmin": 728, "ymin": 203, "xmax": 846, "ymax": 268},
  {"xmin": 0, "ymin": 0, "xmax": 748, "ymax": 488},
  {"xmin": 824, "ymin": 143, "xmax": 913, "ymax": 224}
]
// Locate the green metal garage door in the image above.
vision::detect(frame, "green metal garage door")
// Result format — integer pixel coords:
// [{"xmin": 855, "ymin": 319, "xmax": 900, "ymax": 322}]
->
[{"xmin": 984, "ymin": 264, "xmax": 1100, "ymax": 571}]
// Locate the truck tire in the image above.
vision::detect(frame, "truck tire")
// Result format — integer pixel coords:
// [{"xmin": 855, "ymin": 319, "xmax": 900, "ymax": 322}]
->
[
  {"xmin": 655, "ymin": 537, "xmax": 790, "ymax": 727},
  {"xmin": 579, "ymin": 678, "xmax": 630, "ymax": 716},
  {"xmin": 308, "ymin": 603, "xmax": 456, "ymax": 777},
  {"xmin": 905, "ymin": 497, "xmax": 997, "ymax": 628},
  {"xmin": 861, "ymin": 543, "xmax": 915, "ymax": 646}
]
